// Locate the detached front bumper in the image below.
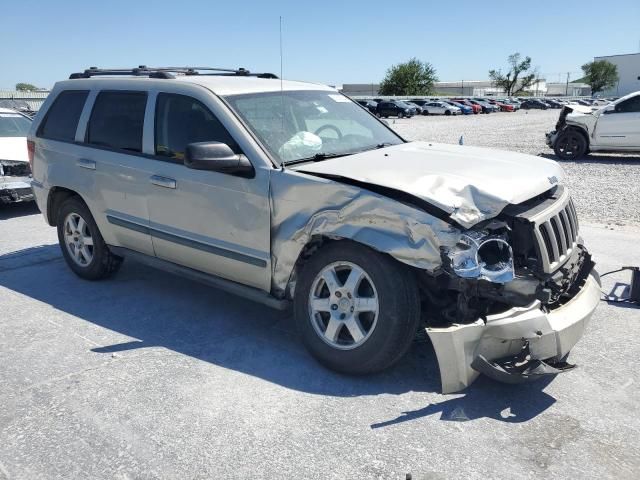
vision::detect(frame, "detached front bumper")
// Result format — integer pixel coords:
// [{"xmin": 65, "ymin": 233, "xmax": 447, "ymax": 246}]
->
[
  {"xmin": 545, "ymin": 130, "xmax": 558, "ymax": 148},
  {"xmin": 426, "ymin": 269, "xmax": 601, "ymax": 394},
  {"xmin": 0, "ymin": 178, "xmax": 34, "ymax": 204}
]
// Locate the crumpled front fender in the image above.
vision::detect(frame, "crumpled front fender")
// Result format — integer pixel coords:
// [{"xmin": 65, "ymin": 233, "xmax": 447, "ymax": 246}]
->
[{"xmin": 269, "ymin": 169, "xmax": 460, "ymax": 296}]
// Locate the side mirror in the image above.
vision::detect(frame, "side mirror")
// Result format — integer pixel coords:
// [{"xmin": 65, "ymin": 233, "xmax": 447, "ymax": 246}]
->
[{"xmin": 184, "ymin": 141, "xmax": 254, "ymax": 178}]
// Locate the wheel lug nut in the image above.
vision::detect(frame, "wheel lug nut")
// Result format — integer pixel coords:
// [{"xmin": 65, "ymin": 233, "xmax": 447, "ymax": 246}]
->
[
  {"xmin": 350, "ymin": 307, "xmax": 354, "ymax": 312},
  {"xmin": 335, "ymin": 291, "xmax": 342, "ymax": 298},
  {"xmin": 347, "ymin": 292, "xmax": 352, "ymax": 299},
  {"xmin": 331, "ymin": 304, "xmax": 338, "ymax": 311},
  {"xmin": 340, "ymin": 313, "xmax": 346, "ymax": 320}
]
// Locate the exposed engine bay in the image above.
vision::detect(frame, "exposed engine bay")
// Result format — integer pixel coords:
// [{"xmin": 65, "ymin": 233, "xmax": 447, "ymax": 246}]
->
[{"xmin": 420, "ymin": 185, "xmax": 593, "ymax": 326}]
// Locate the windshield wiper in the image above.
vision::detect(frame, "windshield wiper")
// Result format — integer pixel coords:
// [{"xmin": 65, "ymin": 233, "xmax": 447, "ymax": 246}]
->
[
  {"xmin": 286, "ymin": 152, "xmax": 350, "ymax": 164},
  {"xmin": 286, "ymin": 143, "xmax": 396, "ymax": 166}
]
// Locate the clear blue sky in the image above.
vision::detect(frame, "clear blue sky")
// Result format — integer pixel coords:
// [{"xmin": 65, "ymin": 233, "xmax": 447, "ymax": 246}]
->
[{"xmin": 2, "ymin": 0, "xmax": 639, "ymax": 89}]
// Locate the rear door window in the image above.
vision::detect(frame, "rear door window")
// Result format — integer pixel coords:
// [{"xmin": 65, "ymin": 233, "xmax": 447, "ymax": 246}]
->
[
  {"xmin": 38, "ymin": 90, "xmax": 89, "ymax": 141},
  {"xmin": 154, "ymin": 93, "xmax": 239, "ymax": 161},
  {"xmin": 87, "ymin": 91, "xmax": 147, "ymax": 152}
]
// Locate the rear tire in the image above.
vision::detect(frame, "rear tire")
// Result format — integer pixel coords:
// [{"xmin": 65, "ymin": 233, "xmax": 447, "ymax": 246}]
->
[
  {"xmin": 294, "ymin": 242, "xmax": 420, "ymax": 375},
  {"xmin": 56, "ymin": 196, "xmax": 122, "ymax": 280},
  {"xmin": 554, "ymin": 130, "xmax": 588, "ymax": 160}
]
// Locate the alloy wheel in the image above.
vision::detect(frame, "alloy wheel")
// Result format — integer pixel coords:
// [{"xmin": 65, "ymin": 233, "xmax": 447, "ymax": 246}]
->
[{"xmin": 308, "ymin": 261, "xmax": 379, "ymax": 350}]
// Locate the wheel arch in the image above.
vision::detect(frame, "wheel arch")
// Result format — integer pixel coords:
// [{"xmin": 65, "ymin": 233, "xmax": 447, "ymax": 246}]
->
[
  {"xmin": 283, "ymin": 235, "xmax": 422, "ymax": 301},
  {"xmin": 564, "ymin": 125, "xmax": 590, "ymax": 149},
  {"xmin": 46, "ymin": 187, "xmax": 87, "ymax": 227}
]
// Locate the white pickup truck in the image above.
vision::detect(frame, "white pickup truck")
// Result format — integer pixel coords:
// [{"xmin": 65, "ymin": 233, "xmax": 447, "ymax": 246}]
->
[{"xmin": 546, "ymin": 91, "xmax": 640, "ymax": 159}]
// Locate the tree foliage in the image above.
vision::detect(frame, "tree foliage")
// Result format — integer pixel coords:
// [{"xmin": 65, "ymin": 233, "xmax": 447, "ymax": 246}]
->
[
  {"xmin": 581, "ymin": 60, "xmax": 619, "ymax": 95},
  {"xmin": 15, "ymin": 83, "xmax": 39, "ymax": 91},
  {"xmin": 379, "ymin": 58, "xmax": 438, "ymax": 96},
  {"xmin": 488, "ymin": 53, "xmax": 537, "ymax": 96}
]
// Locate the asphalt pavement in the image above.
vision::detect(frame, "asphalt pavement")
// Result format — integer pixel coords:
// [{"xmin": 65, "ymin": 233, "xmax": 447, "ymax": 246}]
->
[{"xmin": 1, "ymin": 202, "xmax": 639, "ymax": 480}]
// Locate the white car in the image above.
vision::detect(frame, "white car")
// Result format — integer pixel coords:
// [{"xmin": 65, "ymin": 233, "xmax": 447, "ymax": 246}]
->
[
  {"xmin": 0, "ymin": 107, "xmax": 34, "ymax": 204},
  {"xmin": 546, "ymin": 91, "xmax": 640, "ymax": 159},
  {"xmin": 422, "ymin": 101, "xmax": 460, "ymax": 116}
]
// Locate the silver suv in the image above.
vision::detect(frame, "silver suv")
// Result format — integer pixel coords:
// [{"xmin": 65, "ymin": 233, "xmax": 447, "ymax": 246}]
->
[{"xmin": 29, "ymin": 66, "xmax": 600, "ymax": 393}]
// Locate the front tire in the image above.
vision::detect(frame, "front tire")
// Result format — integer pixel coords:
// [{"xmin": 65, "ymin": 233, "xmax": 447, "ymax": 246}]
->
[
  {"xmin": 294, "ymin": 242, "xmax": 420, "ymax": 375},
  {"xmin": 445, "ymin": 110, "xmax": 451, "ymax": 116},
  {"xmin": 57, "ymin": 196, "xmax": 122, "ymax": 280},
  {"xmin": 554, "ymin": 130, "xmax": 588, "ymax": 160}
]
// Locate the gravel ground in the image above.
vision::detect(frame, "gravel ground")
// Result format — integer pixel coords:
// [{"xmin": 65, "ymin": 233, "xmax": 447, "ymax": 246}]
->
[
  {"xmin": 390, "ymin": 110, "xmax": 640, "ymax": 226},
  {"xmin": 1, "ymin": 203, "xmax": 639, "ymax": 479}
]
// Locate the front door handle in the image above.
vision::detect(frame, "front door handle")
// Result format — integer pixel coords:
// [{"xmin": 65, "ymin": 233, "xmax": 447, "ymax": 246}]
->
[
  {"xmin": 150, "ymin": 175, "xmax": 176, "ymax": 189},
  {"xmin": 77, "ymin": 158, "xmax": 96, "ymax": 170}
]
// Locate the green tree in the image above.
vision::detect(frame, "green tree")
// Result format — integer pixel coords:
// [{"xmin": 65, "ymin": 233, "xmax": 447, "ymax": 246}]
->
[
  {"xmin": 488, "ymin": 53, "xmax": 536, "ymax": 96},
  {"xmin": 581, "ymin": 60, "xmax": 619, "ymax": 95},
  {"xmin": 15, "ymin": 83, "xmax": 39, "ymax": 92},
  {"xmin": 379, "ymin": 58, "xmax": 438, "ymax": 96}
]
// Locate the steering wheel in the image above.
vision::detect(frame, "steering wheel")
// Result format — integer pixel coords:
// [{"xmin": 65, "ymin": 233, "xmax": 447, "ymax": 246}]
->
[{"xmin": 314, "ymin": 124, "xmax": 342, "ymax": 139}]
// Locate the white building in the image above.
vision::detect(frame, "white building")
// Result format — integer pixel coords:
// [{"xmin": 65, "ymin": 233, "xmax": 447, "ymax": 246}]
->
[
  {"xmin": 546, "ymin": 82, "xmax": 591, "ymax": 97},
  {"xmin": 593, "ymin": 53, "xmax": 640, "ymax": 96}
]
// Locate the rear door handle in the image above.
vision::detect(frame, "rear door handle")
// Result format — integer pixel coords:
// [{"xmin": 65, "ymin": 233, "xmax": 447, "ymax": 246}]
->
[
  {"xmin": 150, "ymin": 175, "xmax": 176, "ymax": 189},
  {"xmin": 77, "ymin": 159, "xmax": 96, "ymax": 170}
]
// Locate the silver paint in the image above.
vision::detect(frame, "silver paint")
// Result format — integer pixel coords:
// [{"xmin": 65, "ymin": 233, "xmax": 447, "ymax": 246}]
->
[{"xmin": 269, "ymin": 169, "xmax": 460, "ymax": 296}]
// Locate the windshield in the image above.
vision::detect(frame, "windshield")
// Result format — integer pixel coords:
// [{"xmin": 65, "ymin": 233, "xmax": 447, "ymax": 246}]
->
[
  {"xmin": 0, "ymin": 112, "xmax": 32, "ymax": 137},
  {"xmin": 225, "ymin": 90, "xmax": 403, "ymax": 164}
]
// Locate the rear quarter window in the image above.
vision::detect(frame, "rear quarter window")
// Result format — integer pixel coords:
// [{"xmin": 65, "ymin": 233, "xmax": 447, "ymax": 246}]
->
[
  {"xmin": 37, "ymin": 90, "xmax": 89, "ymax": 141},
  {"xmin": 87, "ymin": 91, "xmax": 147, "ymax": 152}
]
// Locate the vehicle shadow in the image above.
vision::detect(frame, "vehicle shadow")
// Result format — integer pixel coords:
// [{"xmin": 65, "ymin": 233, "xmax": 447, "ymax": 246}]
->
[
  {"xmin": 537, "ymin": 152, "xmax": 640, "ymax": 165},
  {"xmin": 0, "ymin": 201, "xmax": 39, "ymax": 220},
  {"xmin": 371, "ymin": 376, "xmax": 556, "ymax": 427},
  {"xmin": 603, "ymin": 281, "xmax": 639, "ymax": 309},
  {"xmin": 0, "ymin": 245, "xmax": 558, "ymax": 421}
]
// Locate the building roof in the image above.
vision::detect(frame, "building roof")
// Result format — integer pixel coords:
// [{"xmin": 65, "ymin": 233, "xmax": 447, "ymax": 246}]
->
[{"xmin": 594, "ymin": 52, "xmax": 640, "ymax": 59}]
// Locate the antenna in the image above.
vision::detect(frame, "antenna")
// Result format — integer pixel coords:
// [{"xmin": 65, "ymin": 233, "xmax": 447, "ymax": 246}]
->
[{"xmin": 279, "ymin": 15, "xmax": 286, "ymax": 170}]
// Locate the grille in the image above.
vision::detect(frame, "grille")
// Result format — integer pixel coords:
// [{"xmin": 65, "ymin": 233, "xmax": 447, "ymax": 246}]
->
[{"xmin": 531, "ymin": 193, "xmax": 579, "ymax": 273}]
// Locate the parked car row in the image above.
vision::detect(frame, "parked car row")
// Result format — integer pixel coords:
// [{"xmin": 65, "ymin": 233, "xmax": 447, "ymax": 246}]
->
[{"xmin": 355, "ymin": 96, "xmax": 609, "ymax": 118}]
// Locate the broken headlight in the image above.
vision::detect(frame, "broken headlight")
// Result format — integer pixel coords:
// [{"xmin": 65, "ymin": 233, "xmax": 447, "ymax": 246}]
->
[{"xmin": 445, "ymin": 230, "xmax": 515, "ymax": 283}]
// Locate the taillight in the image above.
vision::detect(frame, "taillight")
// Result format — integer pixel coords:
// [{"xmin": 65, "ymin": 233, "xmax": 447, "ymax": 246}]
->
[{"xmin": 27, "ymin": 140, "xmax": 35, "ymax": 174}]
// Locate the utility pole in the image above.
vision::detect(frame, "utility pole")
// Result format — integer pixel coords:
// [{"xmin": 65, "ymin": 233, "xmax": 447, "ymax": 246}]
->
[{"xmin": 565, "ymin": 72, "xmax": 570, "ymax": 96}]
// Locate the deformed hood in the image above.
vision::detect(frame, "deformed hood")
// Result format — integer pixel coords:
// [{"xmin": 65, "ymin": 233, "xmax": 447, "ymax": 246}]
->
[{"xmin": 295, "ymin": 141, "xmax": 564, "ymax": 228}]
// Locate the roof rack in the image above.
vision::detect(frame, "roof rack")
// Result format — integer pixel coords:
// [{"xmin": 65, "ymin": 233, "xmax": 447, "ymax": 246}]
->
[{"xmin": 69, "ymin": 66, "xmax": 278, "ymax": 80}]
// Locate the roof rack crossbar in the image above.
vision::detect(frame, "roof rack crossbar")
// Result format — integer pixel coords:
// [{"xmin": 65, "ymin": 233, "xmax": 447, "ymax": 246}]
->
[{"xmin": 69, "ymin": 66, "xmax": 278, "ymax": 80}]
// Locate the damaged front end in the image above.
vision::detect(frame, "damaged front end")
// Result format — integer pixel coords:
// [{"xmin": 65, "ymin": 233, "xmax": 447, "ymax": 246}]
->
[
  {"xmin": 425, "ymin": 186, "xmax": 600, "ymax": 393},
  {"xmin": 545, "ymin": 104, "xmax": 594, "ymax": 149},
  {"xmin": 0, "ymin": 160, "xmax": 33, "ymax": 204},
  {"xmin": 270, "ymin": 165, "xmax": 598, "ymax": 394}
]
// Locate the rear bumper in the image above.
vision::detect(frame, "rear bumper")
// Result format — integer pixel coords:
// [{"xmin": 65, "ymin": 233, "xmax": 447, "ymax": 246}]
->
[
  {"xmin": 426, "ymin": 268, "xmax": 601, "ymax": 393},
  {"xmin": 0, "ymin": 178, "xmax": 34, "ymax": 204}
]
